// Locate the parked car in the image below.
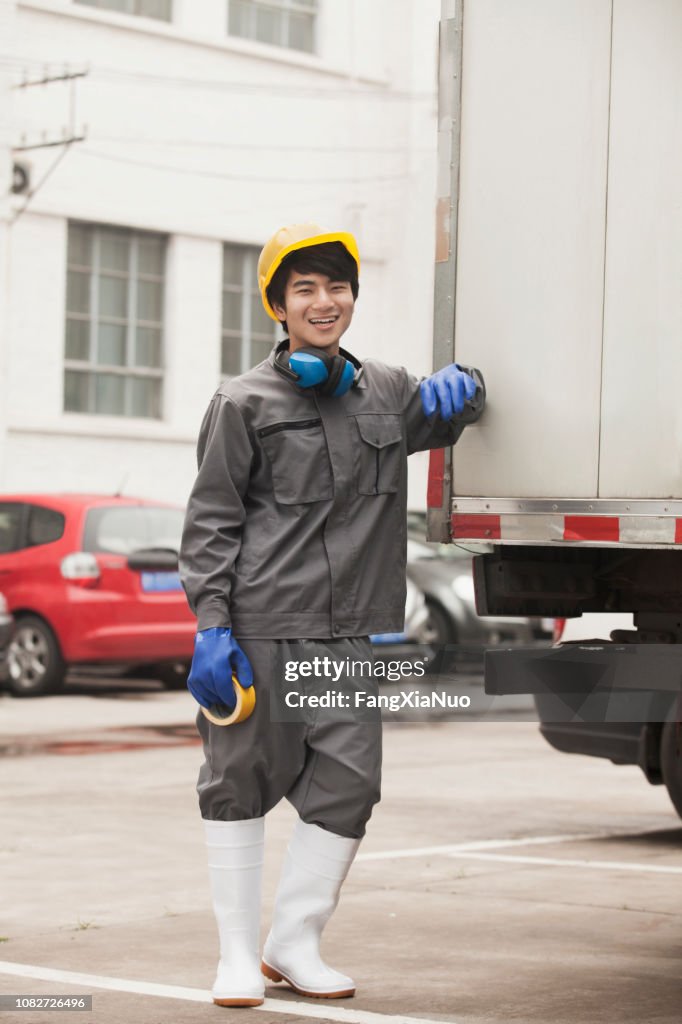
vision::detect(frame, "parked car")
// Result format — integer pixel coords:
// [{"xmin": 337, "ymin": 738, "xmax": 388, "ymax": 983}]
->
[
  {"xmin": 370, "ymin": 574, "xmax": 432, "ymax": 659},
  {"xmin": 407, "ymin": 537, "xmax": 552, "ymax": 650},
  {"xmin": 0, "ymin": 591, "xmax": 14, "ymax": 682},
  {"xmin": 0, "ymin": 494, "xmax": 195, "ymax": 697},
  {"xmin": 368, "ymin": 513, "xmax": 551, "ymax": 669},
  {"xmin": 534, "ymin": 614, "xmax": 682, "ymax": 819},
  {"xmin": 406, "ymin": 512, "xmax": 553, "ymax": 652}
]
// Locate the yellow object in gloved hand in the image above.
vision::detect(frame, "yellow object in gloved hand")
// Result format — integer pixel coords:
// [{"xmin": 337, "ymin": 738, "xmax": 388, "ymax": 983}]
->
[
  {"xmin": 201, "ymin": 674, "xmax": 256, "ymax": 726},
  {"xmin": 188, "ymin": 627, "xmax": 255, "ymax": 726}
]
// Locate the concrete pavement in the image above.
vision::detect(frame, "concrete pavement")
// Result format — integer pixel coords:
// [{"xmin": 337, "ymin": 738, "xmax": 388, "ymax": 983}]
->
[{"xmin": 0, "ymin": 686, "xmax": 680, "ymax": 1024}]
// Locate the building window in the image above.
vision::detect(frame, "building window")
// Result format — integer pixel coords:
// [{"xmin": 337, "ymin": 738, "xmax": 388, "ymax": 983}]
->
[
  {"xmin": 74, "ymin": 0, "xmax": 172, "ymax": 22},
  {"xmin": 228, "ymin": 0, "xmax": 317, "ymax": 54},
  {"xmin": 222, "ymin": 245, "xmax": 278, "ymax": 378},
  {"xmin": 64, "ymin": 223, "xmax": 166, "ymax": 419}
]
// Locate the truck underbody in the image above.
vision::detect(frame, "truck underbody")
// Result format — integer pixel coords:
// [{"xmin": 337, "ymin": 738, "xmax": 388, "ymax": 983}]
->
[
  {"xmin": 474, "ymin": 545, "xmax": 682, "ymax": 628},
  {"xmin": 427, "ymin": 500, "xmax": 682, "ymax": 819},
  {"xmin": 474, "ymin": 542, "xmax": 682, "ymax": 820}
]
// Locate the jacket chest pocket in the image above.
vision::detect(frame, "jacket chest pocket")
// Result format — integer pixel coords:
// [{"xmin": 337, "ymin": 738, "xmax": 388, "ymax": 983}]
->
[
  {"xmin": 258, "ymin": 418, "xmax": 333, "ymax": 505},
  {"xmin": 354, "ymin": 414, "xmax": 403, "ymax": 495}
]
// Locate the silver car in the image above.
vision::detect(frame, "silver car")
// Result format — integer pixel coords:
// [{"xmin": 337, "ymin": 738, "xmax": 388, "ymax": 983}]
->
[
  {"xmin": 405, "ymin": 537, "xmax": 552, "ymax": 651},
  {"xmin": 370, "ymin": 515, "xmax": 552, "ymax": 668}
]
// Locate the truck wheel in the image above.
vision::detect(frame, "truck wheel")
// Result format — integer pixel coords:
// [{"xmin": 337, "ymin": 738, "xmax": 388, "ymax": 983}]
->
[
  {"xmin": 7, "ymin": 615, "xmax": 66, "ymax": 697},
  {"xmin": 660, "ymin": 713, "xmax": 682, "ymax": 820}
]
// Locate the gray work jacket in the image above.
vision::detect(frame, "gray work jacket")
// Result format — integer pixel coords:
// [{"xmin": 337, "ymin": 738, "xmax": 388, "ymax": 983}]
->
[{"xmin": 179, "ymin": 348, "xmax": 484, "ymax": 638}]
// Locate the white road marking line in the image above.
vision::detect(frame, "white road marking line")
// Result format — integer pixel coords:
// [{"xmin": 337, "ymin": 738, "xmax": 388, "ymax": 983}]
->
[
  {"xmin": 0, "ymin": 962, "xmax": 208, "ymax": 1003},
  {"xmin": 445, "ymin": 852, "xmax": 682, "ymax": 874},
  {"xmin": 0, "ymin": 962, "xmax": 459, "ymax": 1024},
  {"xmin": 355, "ymin": 829, "xmax": 637, "ymax": 862}
]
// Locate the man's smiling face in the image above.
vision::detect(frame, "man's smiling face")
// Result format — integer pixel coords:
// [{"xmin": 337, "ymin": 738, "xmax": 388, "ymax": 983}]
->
[{"xmin": 273, "ymin": 270, "xmax": 355, "ymax": 356}]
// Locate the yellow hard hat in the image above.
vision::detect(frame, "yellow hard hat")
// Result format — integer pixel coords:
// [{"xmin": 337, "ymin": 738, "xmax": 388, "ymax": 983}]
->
[{"xmin": 258, "ymin": 223, "xmax": 360, "ymax": 321}]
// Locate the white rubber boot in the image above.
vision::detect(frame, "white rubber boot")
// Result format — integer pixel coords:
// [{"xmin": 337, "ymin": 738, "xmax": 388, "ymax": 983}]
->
[
  {"xmin": 204, "ymin": 817, "xmax": 265, "ymax": 1007},
  {"xmin": 262, "ymin": 819, "xmax": 360, "ymax": 998}
]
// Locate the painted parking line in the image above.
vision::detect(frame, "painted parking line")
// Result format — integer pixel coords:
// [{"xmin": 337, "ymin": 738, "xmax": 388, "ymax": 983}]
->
[
  {"xmin": 356, "ymin": 829, "xmax": 682, "ymax": 874},
  {"xmin": 446, "ymin": 851, "xmax": 682, "ymax": 874},
  {"xmin": 0, "ymin": 961, "xmax": 458, "ymax": 1024},
  {"xmin": 355, "ymin": 829, "xmax": 640, "ymax": 862}
]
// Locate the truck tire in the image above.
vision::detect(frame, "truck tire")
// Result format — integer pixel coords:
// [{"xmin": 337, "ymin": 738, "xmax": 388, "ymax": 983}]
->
[
  {"xmin": 660, "ymin": 712, "xmax": 682, "ymax": 820},
  {"xmin": 7, "ymin": 615, "xmax": 66, "ymax": 697}
]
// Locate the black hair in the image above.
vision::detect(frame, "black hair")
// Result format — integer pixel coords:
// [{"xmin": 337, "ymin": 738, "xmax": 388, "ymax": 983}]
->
[{"xmin": 266, "ymin": 241, "xmax": 359, "ymax": 333}]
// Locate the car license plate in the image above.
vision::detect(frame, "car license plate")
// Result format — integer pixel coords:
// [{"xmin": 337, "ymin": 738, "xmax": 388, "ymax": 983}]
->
[{"xmin": 141, "ymin": 571, "xmax": 183, "ymax": 593}]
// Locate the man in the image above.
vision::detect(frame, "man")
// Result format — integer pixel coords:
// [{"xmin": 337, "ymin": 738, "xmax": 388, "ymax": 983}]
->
[{"xmin": 179, "ymin": 224, "xmax": 485, "ymax": 1007}]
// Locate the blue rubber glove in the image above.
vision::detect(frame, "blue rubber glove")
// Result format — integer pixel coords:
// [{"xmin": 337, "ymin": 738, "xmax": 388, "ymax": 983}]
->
[
  {"xmin": 420, "ymin": 364, "xmax": 477, "ymax": 421},
  {"xmin": 187, "ymin": 627, "xmax": 254, "ymax": 711}
]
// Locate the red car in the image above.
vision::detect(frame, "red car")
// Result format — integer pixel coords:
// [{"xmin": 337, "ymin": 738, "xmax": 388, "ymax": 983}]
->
[{"xmin": 0, "ymin": 494, "xmax": 196, "ymax": 696}]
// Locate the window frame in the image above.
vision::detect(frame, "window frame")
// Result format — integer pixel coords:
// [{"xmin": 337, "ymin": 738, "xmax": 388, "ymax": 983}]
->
[
  {"xmin": 73, "ymin": 0, "xmax": 173, "ymax": 23},
  {"xmin": 227, "ymin": 0, "xmax": 317, "ymax": 55},
  {"xmin": 64, "ymin": 222, "xmax": 166, "ymax": 420},
  {"xmin": 221, "ymin": 244, "xmax": 279, "ymax": 379}
]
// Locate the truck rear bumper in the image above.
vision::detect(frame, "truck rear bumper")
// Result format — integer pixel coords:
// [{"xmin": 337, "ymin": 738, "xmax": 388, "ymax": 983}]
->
[
  {"xmin": 485, "ymin": 643, "xmax": 682, "ymax": 723},
  {"xmin": 448, "ymin": 497, "xmax": 682, "ymax": 548}
]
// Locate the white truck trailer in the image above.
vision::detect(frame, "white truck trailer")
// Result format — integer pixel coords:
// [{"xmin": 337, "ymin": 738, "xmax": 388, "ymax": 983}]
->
[{"xmin": 427, "ymin": 0, "xmax": 682, "ymax": 815}]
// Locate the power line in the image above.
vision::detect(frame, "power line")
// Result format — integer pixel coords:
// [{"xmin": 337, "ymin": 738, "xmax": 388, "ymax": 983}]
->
[
  {"xmin": 11, "ymin": 67, "xmax": 89, "ymax": 89},
  {"xmin": 0, "ymin": 55, "xmax": 434, "ymax": 102},
  {"xmin": 86, "ymin": 134, "xmax": 432, "ymax": 155},
  {"xmin": 77, "ymin": 147, "xmax": 413, "ymax": 185}
]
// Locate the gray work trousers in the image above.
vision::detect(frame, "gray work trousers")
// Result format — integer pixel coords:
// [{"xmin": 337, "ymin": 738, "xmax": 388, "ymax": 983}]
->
[{"xmin": 196, "ymin": 637, "xmax": 382, "ymax": 839}]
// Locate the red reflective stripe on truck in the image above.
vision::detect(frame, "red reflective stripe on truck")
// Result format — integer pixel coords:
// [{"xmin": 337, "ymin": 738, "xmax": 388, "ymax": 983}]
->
[
  {"xmin": 451, "ymin": 513, "xmax": 501, "ymax": 540},
  {"xmin": 447, "ymin": 509, "xmax": 682, "ymax": 546},
  {"xmin": 563, "ymin": 516, "xmax": 619, "ymax": 543},
  {"xmin": 427, "ymin": 448, "xmax": 445, "ymax": 508}
]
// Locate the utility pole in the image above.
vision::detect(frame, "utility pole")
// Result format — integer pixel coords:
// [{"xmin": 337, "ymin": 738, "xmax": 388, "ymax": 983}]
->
[
  {"xmin": 9, "ymin": 64, "xmax": 88, "ymax": 222},
  {"xmin": 12, "ymin": 65, "xmax": 88, "ymax": 152},
  {"xmin": 0, "ymin": 0, "xmax": 15, "ymax": 487}
]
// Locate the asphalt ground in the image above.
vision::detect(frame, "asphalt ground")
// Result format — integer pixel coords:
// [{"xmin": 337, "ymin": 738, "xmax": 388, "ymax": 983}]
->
[{"xmin": 0, "ymin": 672, "xmax": 681, "ymax": 1024}]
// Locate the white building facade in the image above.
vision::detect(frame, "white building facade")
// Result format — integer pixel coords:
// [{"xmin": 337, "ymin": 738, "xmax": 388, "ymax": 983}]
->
[{"xmin": 0, "ymin": 0, "xmax": 440, "ymax": 507}]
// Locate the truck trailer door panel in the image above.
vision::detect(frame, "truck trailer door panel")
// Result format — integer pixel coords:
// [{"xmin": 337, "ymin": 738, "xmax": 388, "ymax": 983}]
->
[
  {"xmin": 448, "ymin": 0, "xmax": 681, "ymax": 502},
  {"xmin": 451, "ymin": 0, "xmax": 612, "ymax": 498},
  {"xmin": 599, "ymin": 0, "xmax": 682, "ymax": 498}
]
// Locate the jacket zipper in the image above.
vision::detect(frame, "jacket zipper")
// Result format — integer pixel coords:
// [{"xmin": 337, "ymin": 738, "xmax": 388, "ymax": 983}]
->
[
  {"xmin": 375, "ymin": 449, "xmax": 380, "ymax": 494},
  {"xmin": 257, "ymin": 418, "xmax": 322, "ymax": 439}
]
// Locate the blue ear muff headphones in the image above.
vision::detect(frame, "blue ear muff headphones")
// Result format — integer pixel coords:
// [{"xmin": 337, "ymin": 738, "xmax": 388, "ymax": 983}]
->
[{"xmin": 273, "ymin": 341, "xmax": 363, "ymax": 398}]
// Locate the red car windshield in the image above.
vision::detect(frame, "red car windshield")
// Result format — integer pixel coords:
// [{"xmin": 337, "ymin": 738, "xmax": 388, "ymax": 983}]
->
[{"xmin": 82, "ymin": 505, "xmax": 184, "ymax": 556}]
